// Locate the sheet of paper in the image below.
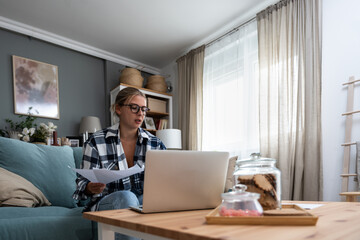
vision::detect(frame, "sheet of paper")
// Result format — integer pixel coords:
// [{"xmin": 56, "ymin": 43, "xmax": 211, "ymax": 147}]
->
[
  {"xmin": 71, "ymin": 165, "xmax": 144, "ymax": 184},
  {"xmin": 294, "ymin": 203, "xmax": 324, "ymax": 210},
  {"xmin": 282, "ymin": 203, "xmax": 324, "ymax": 210}
]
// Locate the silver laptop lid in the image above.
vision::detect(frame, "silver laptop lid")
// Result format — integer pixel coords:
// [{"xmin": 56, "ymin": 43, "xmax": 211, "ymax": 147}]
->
[{"xmin": 142, "ymin": 150, "xmax": 229, "ymax": 213}]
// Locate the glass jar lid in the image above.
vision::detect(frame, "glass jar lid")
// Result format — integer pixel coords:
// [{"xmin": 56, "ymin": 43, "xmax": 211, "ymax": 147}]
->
[
  {"xmin": 236, "ymin": 153, "xmax": 276, "ymax": 167},
  {"xmin": 221, "ymin": 184, "xmax": 260, "ymax": 201}
]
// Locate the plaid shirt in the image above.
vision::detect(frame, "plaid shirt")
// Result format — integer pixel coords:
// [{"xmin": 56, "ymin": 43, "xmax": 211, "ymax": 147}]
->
[{"xmin": 72, "ymin": 123, "xmax": 166, "ymax": 211}]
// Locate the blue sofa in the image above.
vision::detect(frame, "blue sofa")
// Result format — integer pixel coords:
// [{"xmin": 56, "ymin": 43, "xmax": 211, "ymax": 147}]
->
[{"xmin": 0, "ymin": 137, "xmax": 94, "ymax": 240}]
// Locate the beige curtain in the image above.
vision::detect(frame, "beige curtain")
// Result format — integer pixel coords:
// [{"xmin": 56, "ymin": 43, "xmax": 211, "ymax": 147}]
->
[
  {"xmin": 176, "ymin": 45, "xmax": 205, "ymax": 150},
  {"xmin": 257, "ymin": 0, "xmax": 322, "ymax": 200}
]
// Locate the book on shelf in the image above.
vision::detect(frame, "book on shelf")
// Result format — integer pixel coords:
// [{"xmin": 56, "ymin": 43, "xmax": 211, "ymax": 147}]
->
[{"xmin": 157, "ymin": 119, "xmax": 168, "ymax": 130}]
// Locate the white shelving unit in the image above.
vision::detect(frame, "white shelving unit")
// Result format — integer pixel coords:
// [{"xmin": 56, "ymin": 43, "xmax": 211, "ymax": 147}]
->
[{"xmin": 110, "ymin": 83, "xmax": 173, "ymax": 133}]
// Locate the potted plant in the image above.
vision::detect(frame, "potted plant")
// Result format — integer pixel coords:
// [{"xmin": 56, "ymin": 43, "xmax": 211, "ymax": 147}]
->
[
  {"xmin": 1, "ymin": 107, "xmax": 57, "ymax": 144},
  {"xmin": 19, "ymin": 122, "xmax": 57, "ymax": 144},
  {"xmin": 2, "ymin": 107, "xmax": 38, "ymax": 139}
]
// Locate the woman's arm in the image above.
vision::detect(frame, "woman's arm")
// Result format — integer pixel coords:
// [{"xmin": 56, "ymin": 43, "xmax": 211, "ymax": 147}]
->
[{"xmin": 73, "ymin": 139, "xmax": 103, "ymax": 200}]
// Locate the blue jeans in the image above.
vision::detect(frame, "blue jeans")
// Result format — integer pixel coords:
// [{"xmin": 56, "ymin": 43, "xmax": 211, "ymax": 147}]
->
[{"xmin": 96, "ymin": 190, "xmax": 142, "ymax": 240}]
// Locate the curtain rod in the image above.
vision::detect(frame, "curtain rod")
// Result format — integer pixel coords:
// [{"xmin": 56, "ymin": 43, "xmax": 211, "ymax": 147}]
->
[{"xmin": 206, "ymin": 16, "xmax": 257, "ymax": 47}]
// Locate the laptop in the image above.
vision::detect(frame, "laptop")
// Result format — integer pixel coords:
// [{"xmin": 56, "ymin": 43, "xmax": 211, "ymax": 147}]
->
[{"xmin": 130, "ymin": 150, "xmax": 229, "ymax": 213}]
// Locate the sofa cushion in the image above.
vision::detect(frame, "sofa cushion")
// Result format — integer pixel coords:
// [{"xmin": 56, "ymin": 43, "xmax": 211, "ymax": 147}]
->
[
  {"xmin": 0, "ymin": 137, "xmax": 77, "ymax": 208},
  {"xmin": 0, "ymin": 167, "xmax": 51, "ymax": 207},
  {"xmin": 0, "ymin": 206, "xmax": 93, "ymax": 240}
]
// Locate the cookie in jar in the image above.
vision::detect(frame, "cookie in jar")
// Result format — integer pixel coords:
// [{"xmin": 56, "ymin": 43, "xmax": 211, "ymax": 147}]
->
[{"xmin": 233, "ymin": 153, "xmax": 281, "ymax": 210}]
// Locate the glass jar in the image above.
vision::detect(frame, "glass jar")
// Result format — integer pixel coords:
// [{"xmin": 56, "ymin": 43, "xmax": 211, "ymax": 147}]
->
[
  {"xmin": 219, "ymin": 184, "xmax": 263, "ymax": 217},
  {"xmin": 233, "ymin": 153, "xmax": 281, "ymax": 210}
]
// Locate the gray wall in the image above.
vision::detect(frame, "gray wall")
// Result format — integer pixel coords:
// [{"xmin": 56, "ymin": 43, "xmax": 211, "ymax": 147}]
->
[
  {"xmin": 0, "ymin": 28, "xmax": 124, "ymax": 138},
  {"xmin": 104, "ymin": 61, "xmax": 124, "ymax": 126}
]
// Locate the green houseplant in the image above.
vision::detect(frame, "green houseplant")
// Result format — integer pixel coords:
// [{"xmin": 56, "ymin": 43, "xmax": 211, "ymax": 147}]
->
[
  {"xmin": 2, "ymin": 107, "xmax": 57, "ymax": 143},
  {"xmin": 2, "ymin": 107, "xmax": 38, "ymax": 138}
]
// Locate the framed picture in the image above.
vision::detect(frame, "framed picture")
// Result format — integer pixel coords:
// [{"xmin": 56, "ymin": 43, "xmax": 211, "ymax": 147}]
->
[
  {"xmin": 12, "ymin": 55, "xmax": 60, "ymax": 119},
  {"xmin": 69, "ymin": 139, "xmax": 80, "ymax": 147},
  {"xmin": 47, "ymin": 137, "xmax": 62, "ymax": 145},
  {"xmin": 67, "ymin": 136, "xmax": 83, "ymax": 147},
  {"xmin": 144, "ymin": 117, "xmax": 156, "ymax": 130}
]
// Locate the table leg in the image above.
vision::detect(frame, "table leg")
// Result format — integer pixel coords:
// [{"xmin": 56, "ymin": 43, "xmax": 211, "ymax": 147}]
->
[{"xmin": 98, "ymin": 223, "xmax": 115, "ymax": 240}]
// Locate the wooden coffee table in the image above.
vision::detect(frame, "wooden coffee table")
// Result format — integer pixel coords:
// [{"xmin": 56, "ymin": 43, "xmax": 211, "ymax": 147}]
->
[{"xmin": 83, "ymin": 201, "xmax": 360, "ymax": 240}]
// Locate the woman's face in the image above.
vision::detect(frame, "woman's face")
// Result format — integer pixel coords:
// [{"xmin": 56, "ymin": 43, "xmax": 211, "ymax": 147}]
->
[{"xmin": 116, "ymin": 95, "xmax": 147, "ymax": 130}]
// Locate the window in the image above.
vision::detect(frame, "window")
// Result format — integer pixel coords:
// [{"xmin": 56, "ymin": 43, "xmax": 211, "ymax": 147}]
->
[{"xmin": 202, "ymin": 20, "xmax": 259, "ymax": 158}]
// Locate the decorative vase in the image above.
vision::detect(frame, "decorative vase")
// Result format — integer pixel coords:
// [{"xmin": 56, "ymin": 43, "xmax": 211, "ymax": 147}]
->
[{"xmin": 51, "ymin": 131, "xmax": 60, "ymax": 146}]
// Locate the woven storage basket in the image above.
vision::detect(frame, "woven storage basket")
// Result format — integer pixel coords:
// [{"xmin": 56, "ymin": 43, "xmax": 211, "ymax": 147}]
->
[
  {"xmin": 119, "ymin": 68, "xmax": 144, "ymax": 88},
  {"xmin": 145, "ymin": 75, "xmax": 167, "ymax": 92}
]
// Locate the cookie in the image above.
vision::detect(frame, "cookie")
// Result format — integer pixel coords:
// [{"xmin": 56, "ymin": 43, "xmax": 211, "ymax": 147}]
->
[{"xmin": 236, "ymin": 173, "xmax": 279, "ymax": 210}]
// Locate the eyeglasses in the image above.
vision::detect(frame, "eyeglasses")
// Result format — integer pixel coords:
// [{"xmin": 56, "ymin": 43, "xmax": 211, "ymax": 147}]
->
[{"xmin": 123, "ymin": 104, "xmax": 150, "ymax": 114}]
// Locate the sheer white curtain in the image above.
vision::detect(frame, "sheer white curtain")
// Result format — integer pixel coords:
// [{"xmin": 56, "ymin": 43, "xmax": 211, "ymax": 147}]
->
[{"xmin": 202, "ymin": 20, "xmax": 259, "ymax": 158}]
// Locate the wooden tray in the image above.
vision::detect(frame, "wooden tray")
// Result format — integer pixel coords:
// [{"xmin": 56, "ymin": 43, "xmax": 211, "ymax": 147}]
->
[{"xmin": 205, "ymin": 204, "xmax": 318, "ymax": 226}]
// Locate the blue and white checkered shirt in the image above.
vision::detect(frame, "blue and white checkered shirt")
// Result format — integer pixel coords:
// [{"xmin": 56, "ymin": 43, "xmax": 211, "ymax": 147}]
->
[{"xmin": 72, "ymin": 123, "xmax": 166, "ymax": 211}]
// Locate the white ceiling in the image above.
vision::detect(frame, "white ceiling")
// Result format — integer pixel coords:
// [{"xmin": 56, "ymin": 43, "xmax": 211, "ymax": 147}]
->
[{"xmin": 0, "ymin": 0, "xmax": 277, "ymax": 71}]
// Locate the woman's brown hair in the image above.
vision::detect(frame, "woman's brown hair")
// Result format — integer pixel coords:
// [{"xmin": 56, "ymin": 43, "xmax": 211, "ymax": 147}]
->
[{"xmin": 111, "ymin": 87, "xmax": 146, "ymax": 118}]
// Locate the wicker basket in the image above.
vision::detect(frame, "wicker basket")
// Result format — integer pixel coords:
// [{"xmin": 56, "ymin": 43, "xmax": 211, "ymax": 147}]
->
[
  {"xmin": 119, "ymin": 68, "xmax": 144, "ymax": 88},
  {"xmin": 145, "ymin": 75, "xmax": 167, "ymax": 92}
]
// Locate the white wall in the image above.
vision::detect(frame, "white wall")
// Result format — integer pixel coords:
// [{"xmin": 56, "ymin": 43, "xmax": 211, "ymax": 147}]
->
[{"xmin": 322, "ymin": 0, "xmax": 360, "ymax": 201}]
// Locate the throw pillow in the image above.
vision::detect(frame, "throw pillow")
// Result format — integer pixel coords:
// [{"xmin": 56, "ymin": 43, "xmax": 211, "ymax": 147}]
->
[
  {"xmin": 0, "ymin": 137, "xmax": 77, "ymax": 208},
  {"xmin": 0, "ymin": 167, "xmax": 51, "ymax": 207}
]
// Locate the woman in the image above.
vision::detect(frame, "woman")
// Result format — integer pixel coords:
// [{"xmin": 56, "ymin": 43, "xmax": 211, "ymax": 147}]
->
[{"xmin": 73, "ymin": 87, "xmax": 166, "ymax": 214}]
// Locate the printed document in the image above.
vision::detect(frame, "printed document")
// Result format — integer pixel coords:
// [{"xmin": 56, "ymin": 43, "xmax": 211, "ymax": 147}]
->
[{"xmin": 72, "ymin": 165, "xmax": 144, "ymax": 184}]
